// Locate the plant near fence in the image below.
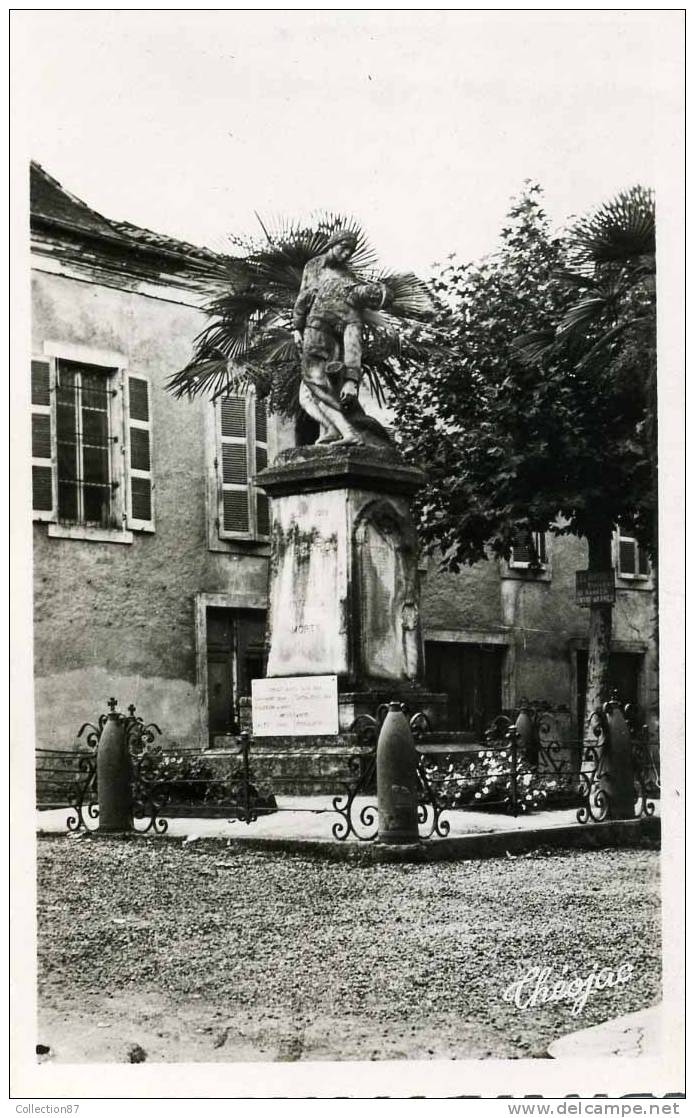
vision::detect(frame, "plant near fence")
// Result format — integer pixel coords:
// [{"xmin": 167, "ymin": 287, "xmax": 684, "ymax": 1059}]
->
[
  {"xmin": 429, "ymin": 748, "xmax": 555, "ymax": 813},
  {"xmin": 131, "ymin": 741, "xmax": 278, "ymax": 825},
  {"xmin": 135, "ymin": 750, "xmax": 226, "ymax": 805}
]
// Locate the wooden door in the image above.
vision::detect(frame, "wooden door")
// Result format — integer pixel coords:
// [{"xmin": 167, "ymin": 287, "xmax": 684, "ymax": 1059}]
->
[
  {"xmin": 425, "ymin": 642, "xmax": 503, "ymax": 734},
  {"xmin": 206, "ymin": 607, "xmax": 266, "ymax": 740},
  {"xmin": 576, "ymin": 650, "xmax": 642, "ymax": 735},
  {"xmin": 206, "ymin": 608, "xmax": 235, "ymax": 737}
]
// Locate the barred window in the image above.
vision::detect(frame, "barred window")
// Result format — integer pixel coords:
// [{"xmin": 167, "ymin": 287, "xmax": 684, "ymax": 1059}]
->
[
  {"xmin": 55, "ymin": 362, "xmax": 115, "ymax": 527},
  {"xmin": 31, "ymin": 356, "xmax": 154, "ymax": 535}
]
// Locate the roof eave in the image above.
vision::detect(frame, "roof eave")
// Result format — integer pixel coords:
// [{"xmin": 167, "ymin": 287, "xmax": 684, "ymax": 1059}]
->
[{"xmin": 30, "ymin": 211, "xmax": 219, "ymax": 272}]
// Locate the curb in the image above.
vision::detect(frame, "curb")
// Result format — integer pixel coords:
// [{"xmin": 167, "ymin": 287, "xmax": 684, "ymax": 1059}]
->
[
  {"xmin": 48, "ymin": 814, "xmax": 660, "ymax": 863},
  {"xmin": 221, "ymin": 816, "xmax": 660, "ymax": 863}
]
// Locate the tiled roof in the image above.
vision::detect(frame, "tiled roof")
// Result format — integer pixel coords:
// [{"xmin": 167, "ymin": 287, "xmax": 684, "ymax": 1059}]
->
[
  {"xmin": 109, "ymin": 219, "xmax": 220, "ymax": 262},
  {"xmin": 30, "ymin": 162, "xmax": 221, "ymax": 263},
  {"xmin": 30, "ymin": 162, "xmax": 120, "ymax": 241}
]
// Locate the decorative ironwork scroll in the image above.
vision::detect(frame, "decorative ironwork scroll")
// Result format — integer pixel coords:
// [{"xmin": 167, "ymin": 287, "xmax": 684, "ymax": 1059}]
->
[
  {"xmin": 331, "ymin": 712, "xmax": 382, "ymax": 840},
  {"xmin": 576, "ymin": 698, "xmax": 657, "ymax": 824}
]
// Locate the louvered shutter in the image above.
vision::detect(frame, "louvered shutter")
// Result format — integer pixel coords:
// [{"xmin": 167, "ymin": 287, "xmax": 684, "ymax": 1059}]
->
[
  {"xmin": 510, "ymin": 530, "xmax": 533, "ymax": 566},
  {"xmin": 617, "ymin": 531, "xmax": 650, "ymax": 577},
  {"xmin": 510, "ymin": 529, "xmax": 546, "ymax": 567},
  {"xmin": 125, "ymin": 375, "xmax": 155, "ymax": 531},
  {"xmin": 215, "ymin": 393, "xmax": 271, "ymax": 540},
  {"xmin": 216, "ymin": 395, "xmax": 251, "ymax": 538},
  {"xmin": 618, "ymin": 537, "xmax": 636, "ymax": 575},
  {"xmin": 253, "ymin": 396, "xmax": 270, "ymax": 539},
  {"xmin": 31, "ymin": 358, "xmax": 56, "ymax": 521}
]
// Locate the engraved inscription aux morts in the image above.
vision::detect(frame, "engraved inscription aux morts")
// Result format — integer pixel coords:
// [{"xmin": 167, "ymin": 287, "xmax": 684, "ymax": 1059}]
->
[
  {"xmin": 252, "ymin": 675, "xmax": 339, "ymax": 737},
  {"xmin": 265, "ymin": 491, "xmax": 349, "ymax": 678}
]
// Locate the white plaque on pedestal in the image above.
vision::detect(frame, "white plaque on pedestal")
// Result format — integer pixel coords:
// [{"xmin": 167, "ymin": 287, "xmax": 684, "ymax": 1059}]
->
[{"xmin": 251, "ymin": 675, "xmax": 339, "ymax": 736}]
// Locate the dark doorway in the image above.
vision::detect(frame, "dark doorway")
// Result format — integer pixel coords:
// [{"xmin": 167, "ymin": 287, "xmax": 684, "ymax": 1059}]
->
[
  {"xmin": 206, "ymin": 607, "xmax": 266, "ymax": 739},
  {"xmin": 425, "ymin": 641, "xmax": 505, "ymax": 734},
  {"xmin": 576, "ymin": 650, "xmax": 643, "ymax": 735}
]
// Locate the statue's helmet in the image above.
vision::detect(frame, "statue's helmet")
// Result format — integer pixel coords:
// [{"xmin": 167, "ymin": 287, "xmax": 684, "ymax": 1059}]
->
[{"xmin": 325, "ymin": 229, "xmax": 358, "ymax": 253}]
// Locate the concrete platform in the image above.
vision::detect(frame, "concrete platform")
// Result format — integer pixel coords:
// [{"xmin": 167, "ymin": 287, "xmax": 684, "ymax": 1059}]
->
[
  {"xmin": 37, "ymin": 798, "xmax": 660, "ymax": 862},
  {"xmin": 548, "ymin": 1004, "xmax": 662, "ymax": 1059}
]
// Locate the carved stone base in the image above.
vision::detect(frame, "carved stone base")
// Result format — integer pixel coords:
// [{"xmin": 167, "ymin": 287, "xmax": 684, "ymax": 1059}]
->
[
  {"xmin": 337, "ymin": 689, "xmax": 448, "ymax": 732},
  {"xmin": 256, "ymin": 445, "xmax": 441, "ymax": 707}
]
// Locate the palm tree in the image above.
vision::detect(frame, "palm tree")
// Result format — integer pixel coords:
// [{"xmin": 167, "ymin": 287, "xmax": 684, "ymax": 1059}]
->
[
  {"xmin": 516, "ymin": 186, "xmax": 655, "ymax": 365},
  {"xmin": 516, "ymin": 185, "xmax": 657, "ymax": 739},
  {"xmin": 166, "ymin": 214, "xmax": 433, "ymax": 419}
]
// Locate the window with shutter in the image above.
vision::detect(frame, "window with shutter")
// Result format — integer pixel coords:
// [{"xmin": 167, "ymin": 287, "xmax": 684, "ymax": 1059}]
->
[
  {"xmin": 31, "ymin": 352, "xmax": 150, "ymax": 542},
  {"xmin": 510, "ymin": 529, "xmax": 547, "ymax": 568},
  {"xmin": 32, "ymin": 357, "xmax": 121, "ymax": 529},
  {"xmin": 215, "ymin": 392, "xmax": 270, "ymax": 541},
  {"xmin": 125, "ymin": 374, "xmax": 155, "ymax": 532},
  {"xmin": 616, "ymin": 529, "xmax": 650, "ymax": 579}
]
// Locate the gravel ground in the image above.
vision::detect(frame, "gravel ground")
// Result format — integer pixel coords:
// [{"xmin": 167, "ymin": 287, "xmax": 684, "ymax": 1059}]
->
[{"xmin": 36, "ymin": 835, "xmax": 661, "ymax": 1063}]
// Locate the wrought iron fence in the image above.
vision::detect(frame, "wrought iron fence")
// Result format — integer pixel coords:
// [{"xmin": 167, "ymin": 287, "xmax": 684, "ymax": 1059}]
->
[
  {"xmin": 416, "ymin": 699, "xmax": 658, "ymax": 824},
  {"xmin": 37, "ymin": 695, "xmax": 658, "ymax": 841},
  {"xmin": 35, "ymin": 747, "xmax": 98, "ymax": 833}
]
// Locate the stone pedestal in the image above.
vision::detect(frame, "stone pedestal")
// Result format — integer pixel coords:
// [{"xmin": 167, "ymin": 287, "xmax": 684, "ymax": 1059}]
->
[{"xmin": 256, "ymin": 444, "xmax": 446, "ymax": 731}]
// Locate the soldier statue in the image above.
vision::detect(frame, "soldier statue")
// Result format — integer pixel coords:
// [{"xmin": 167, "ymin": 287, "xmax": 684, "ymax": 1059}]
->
[{"xmin": 292, "ymin": 230, "xmax": 393, "ymax": 447}]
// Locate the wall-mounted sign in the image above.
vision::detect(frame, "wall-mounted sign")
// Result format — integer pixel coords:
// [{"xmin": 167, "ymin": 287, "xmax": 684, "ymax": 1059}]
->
[
  {"xmin": 251, "ymin": 674, "xmax": 339, "ymax": 736},
  {"xmin": 576, "ymin": 569, "xmax": 616, "ymax": 607}
]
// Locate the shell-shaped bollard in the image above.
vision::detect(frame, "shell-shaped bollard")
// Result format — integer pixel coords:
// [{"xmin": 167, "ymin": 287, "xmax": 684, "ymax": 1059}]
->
[
  {"xmin": 376, "ymin": 703, "xmax": 420, "ymax": 844},
  {"xmin": 514, "ymin": 708, "xmax": 534, "ymax": 750},
  {"xmin": 602, "ymin": 704, "xmax": 636, "ymax": 819},
  {"xmin": 96, "ymin": 712, "xmax": 133, "ymax": 832},
  {"xmin": 515, "ymin": 708, "xmax": 537, "ymax": 765}
]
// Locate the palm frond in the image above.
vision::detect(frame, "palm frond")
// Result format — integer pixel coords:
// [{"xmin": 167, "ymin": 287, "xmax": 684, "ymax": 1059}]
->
[
  {"xmin": 377, "ymin": 271, "xmax": 436, "ymax": 320},
  {"xmin": 574, "ymin": 317, "xmax": 652, "ymax": 371},
  {"xmin": 192, "ymin": 321, "xmax": 253, "ymax": 363},
  {"xmin": 555, "ymin": 294, "xmax": 615, "ymax": 336},
  {"xmin": 166, "ymin": 358, "xmax": 249, "ymax": 400},
  {"xmin": 569, "ymin": 185, "xmax": 655, "ymax": 266},
  {"xmin": 204, "ymin": 290, "xmax": 275, "ymax": 319},
  {"xmin": 550, "ymin": 267, "xmax": 600, "ymax": 290},
  {"xmin": 245, "ymin": 328, "xmax": 299, "ymax": 368},
  {"xmin": 512, "ymin": 329, "xmax": 556, "ymax": 364},
  {"xmin": 259, "ymin": 212, "xmax": 379, "ymax": 272}
]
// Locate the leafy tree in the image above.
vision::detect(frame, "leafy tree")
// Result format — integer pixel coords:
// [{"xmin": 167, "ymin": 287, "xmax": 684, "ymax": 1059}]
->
[
  {"xmin": 517, "ymin": 186, "xmax": 656, "ymax": 727},
  {"xmin": 166, "ymin": 215, "xmax": 432, "ymax": 418},
  {"xmin": 394, "ymin": 183, "xmax": 656, "ymax": 730}
]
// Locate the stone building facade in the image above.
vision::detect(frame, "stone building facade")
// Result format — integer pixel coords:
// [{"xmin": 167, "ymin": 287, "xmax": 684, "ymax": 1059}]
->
[{"xmin": 29, "ymin": 163, "xmax": 658, "ymax": 754}]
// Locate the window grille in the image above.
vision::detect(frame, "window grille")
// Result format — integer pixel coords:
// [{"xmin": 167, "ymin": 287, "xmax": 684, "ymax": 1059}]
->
[
  {"xmin": 31, "ymin": 355, "xmax": 155, "ymax": 534},
  {"xmin": 55, "ymin": 362, "xmax": 115, "ymax": 527}
]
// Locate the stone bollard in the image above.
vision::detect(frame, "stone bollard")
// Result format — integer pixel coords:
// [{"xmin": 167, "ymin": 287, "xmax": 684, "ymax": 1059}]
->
[
  {"xmin": 601, "ymin": 702, "xmax": 636, "ymax": 820},
  {"xmin": 377, "ymin": 702, "xmax": 420, "ymax": 844},
  {"xmin": 97, "ymin": 707, "xmax": 133, "ymax": 833}
]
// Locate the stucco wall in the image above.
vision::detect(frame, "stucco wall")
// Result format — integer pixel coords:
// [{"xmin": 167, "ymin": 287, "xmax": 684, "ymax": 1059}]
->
[
  {"xmin": 421, "ymin": 532, "xmax": 658, "ymax": 738},
  {"xmin": 32, "ymin": 268, "xmax": 270, "ymax": 749}
]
